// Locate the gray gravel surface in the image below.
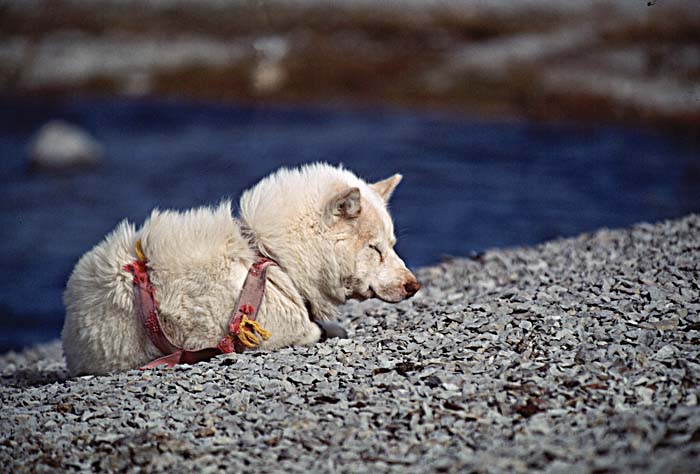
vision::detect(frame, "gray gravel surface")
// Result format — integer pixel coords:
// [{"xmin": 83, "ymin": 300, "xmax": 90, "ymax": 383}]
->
[{"xmin": 2, "ymin": 215, "xmax": 699, "ymax": 473}]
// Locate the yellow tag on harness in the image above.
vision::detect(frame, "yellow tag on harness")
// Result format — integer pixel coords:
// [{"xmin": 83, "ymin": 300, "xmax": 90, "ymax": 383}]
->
[
  {"xmin": 237, "ymin": 314, "xmax": 272, "ymax": 348},
  {"xmin": 135, "ymin": 239, "xmax": 147, "ymax": 262}
]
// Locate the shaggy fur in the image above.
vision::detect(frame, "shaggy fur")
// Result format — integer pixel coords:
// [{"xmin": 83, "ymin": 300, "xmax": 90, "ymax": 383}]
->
[{"xmin": 62, "ymin": 163, "xmax": 420, "ymax": 375}]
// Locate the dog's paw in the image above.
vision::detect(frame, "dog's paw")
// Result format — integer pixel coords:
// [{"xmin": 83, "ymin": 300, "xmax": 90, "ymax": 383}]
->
[{"xmin": 315, "ymin": 320, "xmax": 348, "ymax": 341}]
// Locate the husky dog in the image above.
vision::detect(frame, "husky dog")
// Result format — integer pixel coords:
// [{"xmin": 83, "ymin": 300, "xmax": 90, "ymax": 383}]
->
[{"xmin": 62, "ymin": 163, "xmax": 420, "ymax": 375}]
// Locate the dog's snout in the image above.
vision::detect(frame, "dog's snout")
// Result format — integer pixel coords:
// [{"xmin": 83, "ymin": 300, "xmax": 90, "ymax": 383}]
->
[{"xmin": 403, "ymin": 279, "xmax": 421, "ymax": 297}]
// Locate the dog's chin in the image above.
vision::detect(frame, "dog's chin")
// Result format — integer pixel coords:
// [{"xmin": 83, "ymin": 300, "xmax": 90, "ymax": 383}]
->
[
  {"xmin": 372, "ymin": 287, "xmax": 412, "ymax": 304},
  {"xmin": 350, "ymin": 287, "xmax": 376, "ymax": 301},
  {"xmin": 350, "ymin": 287, "xmax": 404, "ymax": 304},
  {"xmin": 375, "ymin": 293, "xmax": 405, "ymax": 304}
]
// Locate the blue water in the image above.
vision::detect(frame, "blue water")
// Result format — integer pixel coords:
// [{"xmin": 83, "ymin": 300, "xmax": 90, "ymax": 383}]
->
[{"xmin": 1, "ymin": 97, "xmax": 698, "ymax": 353}]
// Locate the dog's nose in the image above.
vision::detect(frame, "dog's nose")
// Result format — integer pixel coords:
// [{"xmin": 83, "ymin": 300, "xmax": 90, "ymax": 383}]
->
[{"xmin": 403, "ymin": 279, "xmax": 421, "ymax": 297}]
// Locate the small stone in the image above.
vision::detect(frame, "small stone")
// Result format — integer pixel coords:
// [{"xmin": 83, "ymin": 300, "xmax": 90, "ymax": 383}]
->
[
  {"xmin": 636, "ymin": 386, "xmax": 654, "ymax": 404},
  {"xmin": 653, "ymin": 344, "xmax": 676, "ymax": 361},
  {"xmin": 518, "ymin": 320, "xmax": 533, "ymax": 331}
]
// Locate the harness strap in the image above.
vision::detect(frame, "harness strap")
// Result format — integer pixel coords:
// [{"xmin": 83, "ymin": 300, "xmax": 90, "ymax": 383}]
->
[
  {"xmin": 124, "ymin": 239, "xmax": 275, "ymax": 370},
  {"xmin": 217, "ymin": 258, "xmax": 275, "ymax": 354}
]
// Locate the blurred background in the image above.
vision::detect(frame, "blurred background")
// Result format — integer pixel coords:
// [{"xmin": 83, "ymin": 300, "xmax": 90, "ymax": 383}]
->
[{"xmin": 1, "ymin": 0, "xmax": 699, "ymax": 353}]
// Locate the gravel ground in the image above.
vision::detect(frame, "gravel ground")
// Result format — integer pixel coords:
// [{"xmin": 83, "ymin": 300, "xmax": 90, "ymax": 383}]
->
[{"xmin": 2, "ymin": 215, "xmax": 699, "ymax": 473}]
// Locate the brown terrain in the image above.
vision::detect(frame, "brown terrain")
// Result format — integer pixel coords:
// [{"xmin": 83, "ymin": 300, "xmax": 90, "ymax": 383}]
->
[{"xmin": 1, "ymin": 0, "xmax": 699, "ymax": 130}]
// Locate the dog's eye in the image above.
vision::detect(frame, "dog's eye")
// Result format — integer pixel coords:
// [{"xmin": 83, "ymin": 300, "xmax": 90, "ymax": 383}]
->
[{"xmin": 370, "ymin": 244, "xmax": 383, "ymax": 262}]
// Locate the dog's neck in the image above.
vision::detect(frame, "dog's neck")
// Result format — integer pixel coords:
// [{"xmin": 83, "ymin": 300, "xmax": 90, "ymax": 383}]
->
[{"xmin": 239, "ymin": 218, "xmax": 339, "ymax": 323}]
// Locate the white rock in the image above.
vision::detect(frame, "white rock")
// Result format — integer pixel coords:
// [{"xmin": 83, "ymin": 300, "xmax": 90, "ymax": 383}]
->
[
  {"xmin": 29, "ymin": 120, "xmax": 103, "ymax": 169},
  {"xmin": 652, "ymin": 344, "xmax": 676, "ymax": 361},
  {"xmin": 636, "ymin": 386, "xmax": 654, "ymax": 405}
]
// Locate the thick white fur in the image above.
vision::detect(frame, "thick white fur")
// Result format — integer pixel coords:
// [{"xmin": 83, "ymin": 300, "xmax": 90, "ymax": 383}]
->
[{"xmin": 62, "ymin": 163, "xmax": 418, "ymax": 375}]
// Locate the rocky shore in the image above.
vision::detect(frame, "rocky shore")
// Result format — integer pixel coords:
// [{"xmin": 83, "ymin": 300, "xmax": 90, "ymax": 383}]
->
[{"xmin": 2, "ymin": 215, "xmax": 699, "ymax": 473}]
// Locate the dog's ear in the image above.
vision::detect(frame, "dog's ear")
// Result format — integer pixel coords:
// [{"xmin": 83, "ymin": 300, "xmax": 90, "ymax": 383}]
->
[
  {"xmin": 371, "ymin": 174, "xmax": 402, "ymax": 202},
  {"xmin": 325, "ymin": 187, "xmax": 361, "ymax": 225}
]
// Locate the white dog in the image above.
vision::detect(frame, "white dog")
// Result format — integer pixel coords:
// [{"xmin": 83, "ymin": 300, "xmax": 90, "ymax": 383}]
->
[{"xmin": 62, "ymin": 163, "xmax": 420, "ymax": 375}]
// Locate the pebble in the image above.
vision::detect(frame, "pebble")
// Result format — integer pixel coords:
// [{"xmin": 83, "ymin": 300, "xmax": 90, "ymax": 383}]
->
[{"xmin": 2, "ymin": 214, "xmax": 700, "ymax": 472}]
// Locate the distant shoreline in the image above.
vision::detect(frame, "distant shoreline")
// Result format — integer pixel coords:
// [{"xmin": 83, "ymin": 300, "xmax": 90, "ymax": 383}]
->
[{"xmin": 1, "ymin": 0, "xmax": 699, "ymax": 130}]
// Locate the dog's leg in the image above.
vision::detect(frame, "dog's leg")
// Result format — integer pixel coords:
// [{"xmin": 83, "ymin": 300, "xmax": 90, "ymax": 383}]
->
[
  {"xmin": 257, "ymin": 276, "xmax": 347, "ymax": 348},
  {"xmin": 315, "ymin": 320, "xmax": 348, "ymax": 341},
  {"xmin": 257, "ymin": 305, "xmax": 324, "ymax": 349}
]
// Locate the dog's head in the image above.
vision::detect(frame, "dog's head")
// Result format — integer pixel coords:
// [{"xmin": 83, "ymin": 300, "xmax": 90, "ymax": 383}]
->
[
  {"xmin": 323, "ymin": 174, "xmax": 420, "ymax": 304},
  {"xmin": 240, "ymin": 163, "xmax": 420, "ymax": 319}
]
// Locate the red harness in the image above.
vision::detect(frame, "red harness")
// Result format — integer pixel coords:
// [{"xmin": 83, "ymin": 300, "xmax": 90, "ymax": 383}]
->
[{"xmin": 124, "ymin": 241, "xmax": 276, "ymax": 369}]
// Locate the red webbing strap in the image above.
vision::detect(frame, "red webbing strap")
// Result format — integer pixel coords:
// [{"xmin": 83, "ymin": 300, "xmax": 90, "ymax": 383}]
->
[
  {"xmin": 124, "ymin": 248, "xmax": 276, "ymax": 370},
  {"xmin": 124, "ymin": 259, "xmax": 180, "ymax": 356},
  {"xmin": 217, "ymin": 258, "xmax": 276, "ymax": 354}
]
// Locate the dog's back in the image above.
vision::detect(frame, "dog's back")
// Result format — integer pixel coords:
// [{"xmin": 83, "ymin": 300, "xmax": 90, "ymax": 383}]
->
[{"xmin": 62, "ymin": 202, "xmax": 253, "ymax": 375}]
